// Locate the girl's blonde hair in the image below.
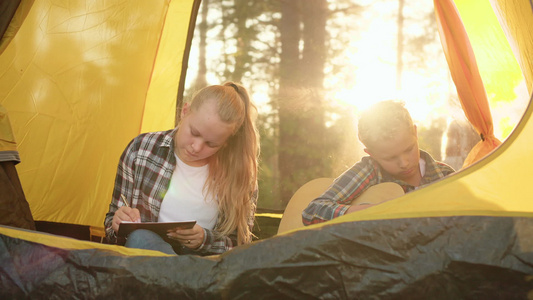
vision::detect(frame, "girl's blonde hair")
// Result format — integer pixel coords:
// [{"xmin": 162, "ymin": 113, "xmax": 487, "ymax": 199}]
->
[
  {"xmin": 358, "ymin": 100, "xmax": 415, "ymax": 150},
  {"xmin": 186, "ymin": 82, "xmax": 259, "ymax": 245}
]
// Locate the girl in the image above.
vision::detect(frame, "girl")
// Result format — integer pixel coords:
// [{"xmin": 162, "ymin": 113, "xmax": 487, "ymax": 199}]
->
[{"xmin": 104, "ymin": 82, "xmax": 259, "ymax": 255}]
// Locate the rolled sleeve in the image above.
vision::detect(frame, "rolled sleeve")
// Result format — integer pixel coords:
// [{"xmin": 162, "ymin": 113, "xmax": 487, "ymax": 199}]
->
[{"xmin": 302, "ymin": 157, "xmax": 378, "ymax": 225}]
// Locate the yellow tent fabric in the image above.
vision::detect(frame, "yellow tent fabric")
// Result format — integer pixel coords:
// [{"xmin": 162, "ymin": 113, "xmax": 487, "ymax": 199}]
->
[
  {"xmin": 435, "ymin": 0, "xmax": 501, "ymax": 168},
  {"xmin": 0, "ymin": 224, "xmax": 173, "ymax": 257},
  {"xmin": 490, "ymin": 0, "xmax": 533, "ymax": 94},
  {"xmin": 454, "ymin": 0, "xmax": 530, "ymax": 138},
  {"xmin": 0, "ymin": 0, "xmax": 197, "ymax": 228}
]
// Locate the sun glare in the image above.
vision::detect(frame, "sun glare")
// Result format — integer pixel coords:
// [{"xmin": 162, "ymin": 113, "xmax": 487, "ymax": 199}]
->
[
  {"xmin": 327, "ymin": 46, "xmax": 449, "ymax": 124},
  {"xmin": 323, "ymin": 0, "xmax": 455, "ymax": 126},
  {"xmin": 186, "ymin": 0, "xmax": 529, "ymax": 144}
]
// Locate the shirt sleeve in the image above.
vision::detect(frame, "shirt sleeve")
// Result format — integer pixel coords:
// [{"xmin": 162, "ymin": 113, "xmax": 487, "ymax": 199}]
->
[
  {"xmin": 302, "ymin": 159, "xmax": 379, "ymax": 225},
  {"xmin": 104, "ymin": 138, "xmax": 138, "ymax": 244},
  {"xmin": 196, "ymin": 184, "xmax": 258, "ymax": 255}
]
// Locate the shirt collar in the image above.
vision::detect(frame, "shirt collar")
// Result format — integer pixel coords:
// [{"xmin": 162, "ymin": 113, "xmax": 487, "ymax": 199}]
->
[{"xmin": 160, "ymin": 126, "xmax": 179, "ymax": 149}]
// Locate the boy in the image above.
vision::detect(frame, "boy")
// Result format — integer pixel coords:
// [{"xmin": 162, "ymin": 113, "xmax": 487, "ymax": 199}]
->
[{"xmin": 302, "ymin": 100, "xmax": 455, "ymax": 225}]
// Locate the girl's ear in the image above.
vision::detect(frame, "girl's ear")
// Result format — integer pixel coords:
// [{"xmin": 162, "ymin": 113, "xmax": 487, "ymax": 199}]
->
[{"xmin": 181, "ymin": 102, "xmax": 190, "ymax": 119}]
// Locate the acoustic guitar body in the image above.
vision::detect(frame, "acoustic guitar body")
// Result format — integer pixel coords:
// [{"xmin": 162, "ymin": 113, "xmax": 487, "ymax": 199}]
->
[{"xmin": 351, "ymin": 182, "xmax": 405, "ymax": 206}]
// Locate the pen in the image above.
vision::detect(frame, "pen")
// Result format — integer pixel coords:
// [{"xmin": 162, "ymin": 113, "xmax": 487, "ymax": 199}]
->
[
  {"xmin": 120, "ymin": 194, "xmax": 141, "ymax": 223},
  {"xmin": 120, "ymin": 194, "xmax": 130, "ymax": 208}
]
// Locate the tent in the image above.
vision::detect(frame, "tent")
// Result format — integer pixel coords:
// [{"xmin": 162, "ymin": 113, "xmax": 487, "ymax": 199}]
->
[
  {"xmin": 0, "ymin": 0, "xmax": 198, "ymax": 233},
  {"xmin": 1, "ymin": 0, "xmax": 532, "ymax": 297}
]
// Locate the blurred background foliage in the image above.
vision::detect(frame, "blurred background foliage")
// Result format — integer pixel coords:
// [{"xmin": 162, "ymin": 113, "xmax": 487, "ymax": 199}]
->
[{"xmin": 181, "ymin": 0, "xmax": 525, "ymax": 212}]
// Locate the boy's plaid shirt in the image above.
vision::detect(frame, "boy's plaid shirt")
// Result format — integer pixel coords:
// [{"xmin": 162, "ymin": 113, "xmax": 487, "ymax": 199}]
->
[{"xmin": 302, "ymin": 150, "xmax": 454, "ymax": 225}]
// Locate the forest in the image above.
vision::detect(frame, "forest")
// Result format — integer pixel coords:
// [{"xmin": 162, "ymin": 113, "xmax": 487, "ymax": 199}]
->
[{"xmin": 182, "ymin": 0, "xmax": 488, "ymax": 211}]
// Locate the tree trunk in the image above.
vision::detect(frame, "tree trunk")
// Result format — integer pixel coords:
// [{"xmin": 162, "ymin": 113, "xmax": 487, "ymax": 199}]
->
[
  {"xmin": 278, "ymin": 0, "xmax": 329, "ymax": 205},
  {"xmin": 396, "ymin": 0, "xmax": 405, "ymax": 90},
  {"xmin": 195, "ymin": 0, "xmax": 209, "ymax": 90},
  {"xmin": 232, "ymin": 0, "xmax": 253, "ymax": 83},
  {"xmin": 278, "ymin": 0, "xmax": 302, "ymax": 205}
]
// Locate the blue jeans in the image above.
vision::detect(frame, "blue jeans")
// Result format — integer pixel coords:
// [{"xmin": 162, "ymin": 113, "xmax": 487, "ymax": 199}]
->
[{"xmin": 124, "ymin": 229, "xmax": 177, "ymax": 255}]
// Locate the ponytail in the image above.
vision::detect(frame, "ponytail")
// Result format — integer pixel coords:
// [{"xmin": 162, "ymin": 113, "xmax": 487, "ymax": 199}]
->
[{"xmin": 190, "ymin": 82, "xmax": 259, "ymax": 245}]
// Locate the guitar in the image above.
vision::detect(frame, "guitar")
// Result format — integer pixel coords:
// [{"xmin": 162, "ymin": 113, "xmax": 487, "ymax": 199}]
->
[
  {"xmin": 278, "ymin": 179, "xmax": 405, "ymax": 234},
  {"xmin": 351, "ymin": 182, "xmax": 405, "ymax": 206}
]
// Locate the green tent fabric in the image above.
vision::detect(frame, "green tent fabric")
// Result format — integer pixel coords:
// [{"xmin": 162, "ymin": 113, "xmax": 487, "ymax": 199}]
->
[{"xmin": 2, "ymin": 214, "xmax": 533, "ymax": 298}]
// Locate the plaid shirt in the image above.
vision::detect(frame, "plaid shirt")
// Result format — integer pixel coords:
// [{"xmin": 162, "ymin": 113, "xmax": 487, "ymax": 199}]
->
[
  {"xmin": 302, "ymin": 150, "xmax": 455, "ymax": 225},
  {"xmin": 104, "ymin": 128, "xmax": 257, "ymax": 255}
]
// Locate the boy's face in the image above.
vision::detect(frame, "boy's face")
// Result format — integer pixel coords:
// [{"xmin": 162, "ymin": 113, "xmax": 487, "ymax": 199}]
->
[{"xmin": 365, "ymin": 125, "xmax": 421, "ymax": 185}]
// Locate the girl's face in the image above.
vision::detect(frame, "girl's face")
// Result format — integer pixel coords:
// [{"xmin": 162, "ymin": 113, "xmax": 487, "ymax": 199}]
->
[
  {"xmin": 174, "ymin": 100, "xmax": 234, "ymax": 167},
  {"xmin": 365, "ymin": 125, "xmax": 421, "ymax": 186}
]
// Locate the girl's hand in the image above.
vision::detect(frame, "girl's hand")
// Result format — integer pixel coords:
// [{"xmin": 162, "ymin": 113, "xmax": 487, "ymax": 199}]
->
[
  {"xmin": 111, "ymin": 206, "xmax": 141, "ymax": 233},
  {"xmin": 167, "ymin": 224, "xmax": 205, "ymax": 250}
]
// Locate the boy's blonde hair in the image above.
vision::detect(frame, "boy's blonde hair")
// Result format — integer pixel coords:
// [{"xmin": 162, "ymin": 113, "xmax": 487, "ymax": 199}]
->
[
  {"xmin": 186, "ymin": 82, "xmax": 259, "ymax": 245},
  {"xmin": 358, "ymin": 100, "xmax": 415, "ymax": 149}
]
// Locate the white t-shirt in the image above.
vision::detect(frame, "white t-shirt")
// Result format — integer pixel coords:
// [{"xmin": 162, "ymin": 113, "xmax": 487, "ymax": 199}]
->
[
  {"xmin": 158, "ymin": 154, "xmax": 218, "ymax": 230},
  {"xmin": 419, "ymin": 157, "xmax": 426, "ymax": 178},
  {"xmin": 414, "ymin": 158, "xmax": 426, "ymax": 190}
]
